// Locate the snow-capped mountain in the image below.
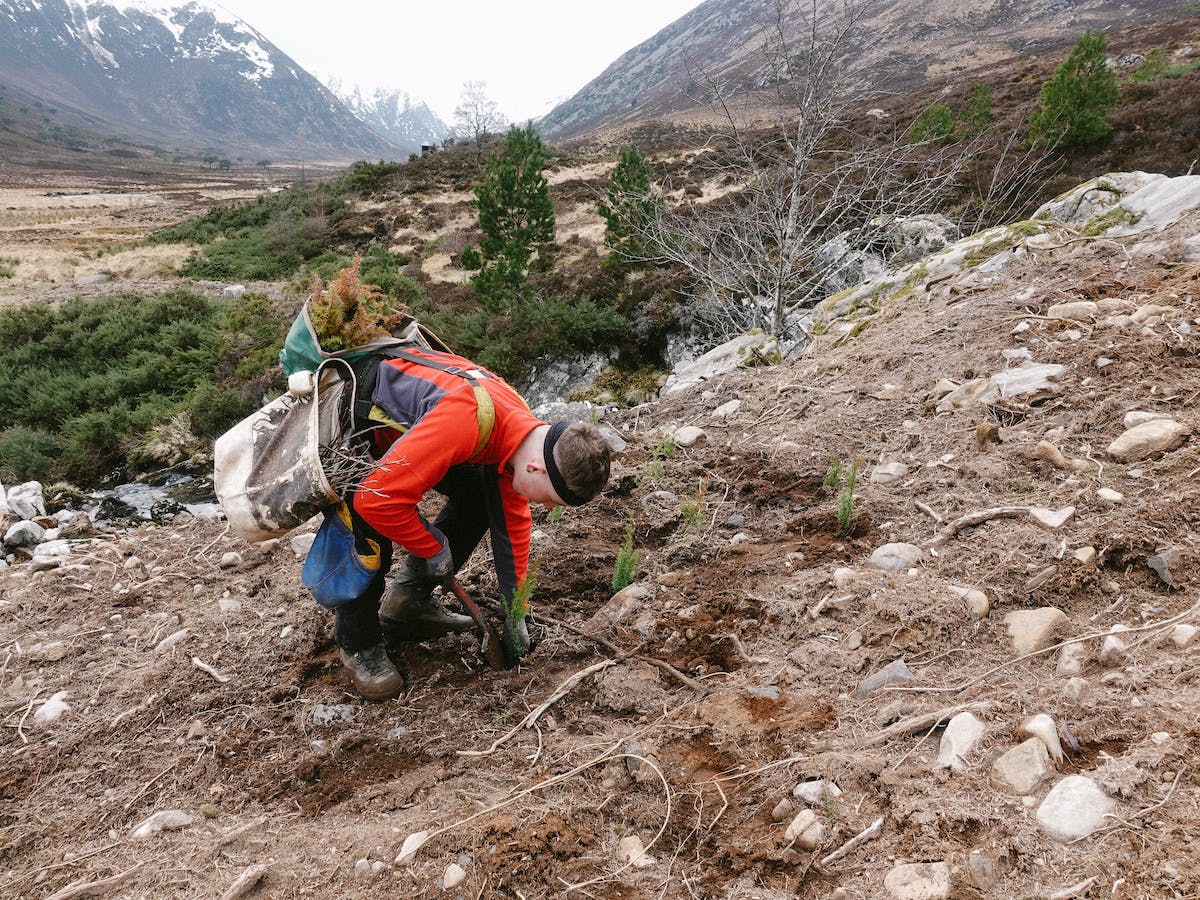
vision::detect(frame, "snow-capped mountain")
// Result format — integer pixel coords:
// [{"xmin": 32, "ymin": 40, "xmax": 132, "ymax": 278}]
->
[
  {"xmin": 0, "ymin": 0, "xmax": 399, "ymax": 160},
  {"xmin": 330, "ymin": 81, "xmax": 448, "ymax": 156}
]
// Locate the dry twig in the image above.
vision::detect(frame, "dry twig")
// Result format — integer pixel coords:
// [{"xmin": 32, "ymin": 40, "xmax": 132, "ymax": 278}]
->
[
  {"xmin": 819, "ymin": 815, "xmax": 884, "ymax": 867},
  {"xmin": 45, "ymin": 863, "xmax": 144, "ymax": 900},
  {"xmin": 927, "ymin": 505, "xmax": 1028, "ymax": 548},
  {"xmin": 219, "ymin": 864, "xmax": 269, "ymax": 900}
]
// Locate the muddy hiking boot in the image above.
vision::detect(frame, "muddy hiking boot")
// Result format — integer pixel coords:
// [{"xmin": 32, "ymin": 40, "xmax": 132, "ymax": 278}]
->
[
  {"xmin": 338, "ymin": 642, "xmax": 405, "ymax": 701},
  {"xmin": 380, "ymin": 560, "xmax": 475, "ymax": 644}
]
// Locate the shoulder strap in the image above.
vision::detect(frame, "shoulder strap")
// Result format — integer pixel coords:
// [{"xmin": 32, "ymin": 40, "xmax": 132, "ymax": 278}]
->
[{"xmin": 353, "ymin": 347, "xmax": 496, "ymax": 461}]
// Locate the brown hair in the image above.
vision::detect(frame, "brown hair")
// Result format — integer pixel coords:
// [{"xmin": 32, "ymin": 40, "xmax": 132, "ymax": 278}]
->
[{"xmin": 552, "ymin": 422, "xmax": 611, "ymax": 502}]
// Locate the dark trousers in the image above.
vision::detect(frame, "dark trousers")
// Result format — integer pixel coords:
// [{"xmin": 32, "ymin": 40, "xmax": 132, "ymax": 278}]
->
[{"xmin": 332, "ymin": 464, "xmax": 491, "ymax": 652}]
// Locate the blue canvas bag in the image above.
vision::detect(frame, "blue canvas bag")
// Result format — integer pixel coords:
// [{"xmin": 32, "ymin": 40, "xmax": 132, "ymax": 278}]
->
[{"xmin": 302, "ymin": 502, "xmax": 382, "ymax": 607}]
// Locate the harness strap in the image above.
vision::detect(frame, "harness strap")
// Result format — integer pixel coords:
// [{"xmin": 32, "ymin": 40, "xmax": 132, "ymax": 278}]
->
[{"xmin": 351, "ymin": 347, "xmax": 496, "ymax": 462}]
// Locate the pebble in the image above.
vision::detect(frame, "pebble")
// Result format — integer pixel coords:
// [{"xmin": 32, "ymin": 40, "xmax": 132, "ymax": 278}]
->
[
  {"xmin": 1056, "ymin": 642, "xmax": 1089, "ymax": 677},
  {"xmin": 1097, "ymin": 487, "xmax": 1124, "ymax": 502},
  {"xmin": 992, "ymin": 738, "xmax": 1051, "ymax": 795},
  {"xmin": 884, "ymin": 861, "xmax": 951, "ymax": 899},
  {"xmin": 585, "ymin": 583, "xmax": 654, "ymax": 634},
  {"xmin": 1034, "ymin": 441, "xmax": 1072, "ymax": 469},
  {"xmin": 1099, "ymin": 625, "xmax": 1131, "ymax": 666},
  {"xmin": 1036, "ymin": 775, "xmax": 1117, "ymax": 842},
  {"xmin": 4, "ymin": 519, "xmax": 45, "ymax": 548},
  {"xmin": 725, "ymin": 514, "xmax": 746, "ymax": 528},
  {"xmin": 33, "ymin": 691, "xmax": 71, "ymax": 724},
  {"xmin": 155, "ymin": 628, "xmax": 191, "ymax": 653},
  {"xmin": 1171, "ymin": 624, "xmax": 1198, "ymax": 649},
  {"xmin": 442, "ymin": 862, "xmax": 467, "ymax": 889},
  {"xmin": 1003, "ymin": 608, "xmax": 1068, "ymax": 655},
  {"xmin": 712, "ymin": 399, "xmax": 742, "ymax": 418},
  {"xmin": 1017, "ymin": 713, "xmax": 1064, "ymax": 763},
  {"xmin": 219, "ymin": 551, "xmax": 243, "ymax": 569},
  {"xmin": 832, "ymin": 567, "xmax": 855, "ymax": 589},
  {"xmin": 771, "ymin": 798, "xmax": 795, "ymax": 822},
  {"xmin": 870, "ymin": 462, "xmax": 909, "ymax": 484},
  {"xmin": 783, "ymin": 809, "xmax": 825, "ymax": 849},
  {"xmin": 129, "ymin": 809, "xmax": 193, "ymax": 840},
  {"xmin": 673, "ymin": 425, "xmax": 708, "ymax": 447},
  {"xmin": 730, "ymin": 532, "xmax": 751, "ymax": 545},
  {"xmin": 856, "ymin": 659, "xmax": 914, "ymax": 695},
  {"xmin": 290, "ymin": 532, "xmax": 317, "ymax": 558},
  {"xmin": 869, "ymin": 543, "xmax": 923, "ymax": 572},
  {"xmin": 1106, "ymin": 419, "xmax": 1190, "ymax": 462},
  {"xmin": 616, "ymin": 835, "xmax": 655, "ymax": 867},
  {"xmin": 1072, "ymin": 546, "xmax": 1097, "ymax": 567},
  {"xmin": 280, "ymin": 625, "xmax": 295, "ymax": 639},
  {"xmin": 935, "ymin": 712, "xmax": 985, "ymax": 773},
  {"xmin": 217, "ymin": 597, "xmax": 242, "ymax": 614},
  {"xmin": 961, "ymin": 589, "xmax": 990, "ymax": 619},
  {"xmin": 1063, "ymin": 677, "xmax": 1088, "ymax": 700},
  {"xmin": 1029, "ymin": 506, "xmax": 1075, "ymax": 531},
  {"xmin": 311, "ymin": 704, "xmax": 356, "ymax": 726},
  {"xmin": 354, "ymin": 859, "xmax": 371, "ymax": 879},
  {"xmin": 395, "ymin": 831, "xmax": 428, "ymax": 865},
  {"xmin": 793, "ymin": 780, "xmax": 843, "ymax": 804}
]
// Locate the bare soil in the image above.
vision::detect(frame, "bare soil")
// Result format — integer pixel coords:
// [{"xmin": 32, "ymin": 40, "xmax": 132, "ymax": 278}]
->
[{"xmin": 2, "ymin": 145, "xmax": 1200, "ymax": 900}]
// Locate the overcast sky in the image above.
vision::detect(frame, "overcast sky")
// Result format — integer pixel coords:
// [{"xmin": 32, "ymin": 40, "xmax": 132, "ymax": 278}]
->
[{"xmin": 213, "ymin": 0, "xmax": 700, "ymax": 123}]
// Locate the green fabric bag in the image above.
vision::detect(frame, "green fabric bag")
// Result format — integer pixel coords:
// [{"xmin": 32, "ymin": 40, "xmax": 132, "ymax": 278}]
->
[{"xmin": 279, "ymin": 301, "xmax": 430, "ymax": 376}]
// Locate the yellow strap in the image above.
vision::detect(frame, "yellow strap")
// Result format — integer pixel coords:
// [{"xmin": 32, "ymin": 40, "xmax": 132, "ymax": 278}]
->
[
  {"xmin": 471, "ymin": 384, "xmax": 496, "ymax": 460},
  {"xmin": 334, "ymin": 501, "xmax": 380, "ymax": 570}
]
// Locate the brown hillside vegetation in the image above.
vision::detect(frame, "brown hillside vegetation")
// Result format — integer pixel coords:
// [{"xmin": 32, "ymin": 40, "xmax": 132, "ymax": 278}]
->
[{"xmin": 2, "ymin": 173, "xmax": 1199, "ymax": 897}]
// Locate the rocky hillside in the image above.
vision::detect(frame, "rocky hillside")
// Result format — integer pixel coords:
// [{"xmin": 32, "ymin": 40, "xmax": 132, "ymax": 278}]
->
[
  {"xmin": 0, "ymin": 0, "xmax": 398, "ymax": 161},
  {"xmin": 540, "ymin": 0, "xmax": 1188, "ymax": 140},
  {"xmin": 2, "ymin": 170, "xmax": 1198, "ymax": 897}
]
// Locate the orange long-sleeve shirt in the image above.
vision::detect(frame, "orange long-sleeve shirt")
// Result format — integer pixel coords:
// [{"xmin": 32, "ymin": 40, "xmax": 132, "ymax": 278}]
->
[{"xmin": 353, "ymin": 348, "xmax": 542, "ymax": 603}]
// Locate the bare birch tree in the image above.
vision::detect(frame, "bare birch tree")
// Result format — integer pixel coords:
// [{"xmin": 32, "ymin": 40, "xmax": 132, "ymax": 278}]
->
[
  {"xmin": 454, "ymin": 80, "xmax": 508, "ymax": 167},
  {"xmin": 615, "ymin": 0, "xmax": 1052, "ymax": 345}
]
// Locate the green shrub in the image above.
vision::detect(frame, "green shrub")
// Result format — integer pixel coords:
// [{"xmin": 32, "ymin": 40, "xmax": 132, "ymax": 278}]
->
[
  {"xmin": 835, "ymin": 459, "xmax": 860, "ymax": 536},
  {"xmin": 0, "ymin": 289, "xmax": 288, "ymax": 484},
  {"xmin": 332, "ymin": 160, "xmax": 404, "ymax": 196},
  {"xmin": 906, "ymin": 102, "xmax": 956, "ymax": 143},
  {"xmin": 0, "ymin": 256, "xmax": 17, "ymax": 278},
  {"xmin": 959, "ymin": 84, "xmax": 993, "ymax": 135}
]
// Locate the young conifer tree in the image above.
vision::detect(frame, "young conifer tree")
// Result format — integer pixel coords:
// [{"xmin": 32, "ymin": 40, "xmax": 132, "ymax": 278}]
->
[
  {"xmin": 597, "ymin": 144, "xmax": 659, "ymax": 261},
  {"xmin": 458, "ymin": 124, "xmax": 555, "ymax": 310},
  {"xmin": 1030, "ymin": 30, "xmax": 1120, "ymax": 148}
]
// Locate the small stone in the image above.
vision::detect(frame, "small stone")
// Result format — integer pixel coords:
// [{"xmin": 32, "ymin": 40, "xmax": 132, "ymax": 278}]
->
[
  {"xmin": 1097, "ymin": 487, "xmax": 1124, "ymax": 502},
  {"xmin": 1029, "ymin": 506, "xmax": 1075, "ymax": 530},
  {"xmin": 725, "ymin": 514, "xmax": 746, "ymax": 528},
  {"xmin": 395, "ymin": 831, "xmax": 429, "ymax": 865},
  {"xmin": 1034, "ymin": 441, "xmax": 1072, "ymax": 469},
  {"xmin": 617, "ymin": 835, "xmax": 654, "ymax": 867},
  {"xmin": 280, "ymin": 625, "xmax": 295, "ymax": 639},
  {"xmin": 1107, "ymin": 419, "xmax": 1190, "ymax": 462},
  {"xmin": 372, "ymin": 861, "xmax": 386, "ymax": 875},
  {"xmin": 1018, "ymin": 713, "xmax": 1064, "ymax": 763},
  {"xmin": 217, "ymin": 597, "xmax": 242, "ymax": 614},
  {"xmin": 1036, "ymin": 775, "xmax": 1117, "ymax": 842},
  {"xmin": 1072, "ymin": 546, "xmax": 1097, "ymax": 567},
  {"xmin": 793, "ymin": 780, "xmax": 843, "ymax": 804},
  {"xmin": 876, "ymin": 699, "xmax": 916, "ymax": 726},
  {"xmin": 1063, "ymin": 677, "xmax": 1088, "ymax": 700},
  {"xmin": 1123, "ymin": 410, "xmax": 1171, "ymax": 429},
  {"xmin": 856, "ymin": 659, "xmax": 914, "ymax": 694},
  {"xmin": 33, "ymin": 691, "xmax": 71, "ymax": 724},
  {"xmin": 962, "ymin": 589, "xmax": 990, "ymax": 619},
  {"xmin": 992, "ymin": 738, "xmax": 1051, "ymax": 795},
  {"xmin": 730, "ymin": 532, "xmax": 751, "ymax": 545},
  {"xmin": 186, "ymin": 720, "xmax": 207, "ymax": 740},
  {"xmin": 219, "ymin": 551, "xmax": 243, "ymax": 569},
  {"xmin": 1003, "ymin": 608, "xmax": 1068, "ymax": 655},
  {"xmin": 832, "ymin": 567, "xmax": 855, "ymax": 589},
  {"xmin": 1099, "ymin": 625, "xmax": 1131, "ymax": 666},
  {"xmin": 1024, "ymin": 565, "xmax": 1058, "ymax": 593},
  {"xmin": 1151, "ymin": 731, "xmax": 1170, "ymax": 745},
  {"xmin": 1047, "ymin": 300, "xmax": 1098, "ymax": 319},
  {"xmin": 884, "ymin": 861, "xmax": 951, "ymax": 899},
  {"xmin": 223, "ymin": 284, "xmax": 246, "ymax": 299},
  {"xmin": 673, "ymin": 425, "xmax": 708, "ymax": 447},
  {"xmin": 1056, "ymin": 642, "xmax": 1089, "ymax": 677},
  {"xmin": 712, "ymin": 399, "xmax": 742, "ymax": 418},
  {"xmin": 7, "ymin": 482, "xmax": 46, "ymax": 519},
  {"xmin": 1170, "ymin": 624, "xmax": 1198, "ymax": 649},
  {"xmin": 846, "ymin": 630, "xmax": 862, "ymax": 650},
  {"xmin": 936, "ymin": 712, "xmax": 985, "ymax": 773},
  {"xmin": 311, "ymin": 703, "xmax": 356, "ymax": 726},
  {"xmin": 129, "ymin": 809, "xmax": 193, "ymax": 840},
  {"xmin": 354, "ymin": 859, "xmax": 371, "ymax": 879},
  {"xmin": 586, "ymin": 583, "xmax": 654, "ymax": 634},
  {"xmin": 442, "ymin": 863, "xmax": 467, "ymax": 889},
  {"xmin": 290, "ymin": 532, "xmax": 317, "ymax": 558},
  {"xmin": 199, "ymin": 803, "xmax": 219, "ymax": 819},
  {"xmin": 771, "ymin": 798, "xmax": 795, "ymax": 822},
  {"xmin": 870, "ymin": 462, "xmax": 909, "ymax": 484},
  {"xmin": 967, "ymin": 849, "xmax": 998, "ymax": 889},
  {"xmin": 4, "ymin": 519, "xmax": 45, "ymax": 548},
  {"xmin": 869, "ymin": 543, "xmax": 923, "ymax": 572},
  {"xmin": 155, "ymin": 628, "xmax": 190, "ymax": 653},
  {"xmin": 1147, "ymin": 549, "xmax": 1181, "ymax": 588},
  {"xmin": 783, "ymin": 809, "xmax": 825, "ymax": 849}
]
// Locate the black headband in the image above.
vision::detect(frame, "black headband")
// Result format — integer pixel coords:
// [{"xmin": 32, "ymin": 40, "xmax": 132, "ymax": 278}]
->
[{"xmin": 544, "ymin": 421, "xmax": 588, "ymax": 507}]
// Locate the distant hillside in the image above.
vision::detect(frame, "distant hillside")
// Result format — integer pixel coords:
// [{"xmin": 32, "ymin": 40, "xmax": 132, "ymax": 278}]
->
[
  {"xmin": 329, "ymin": 82, "xmax": 450, "ymax": 156},
  {"xmin": 540, "ymin": 0, "xmax": 1190, "ymax": 140},
  {"xmin": 0, "ymin": 0, "xmax": 399, "ymax": 162}
]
